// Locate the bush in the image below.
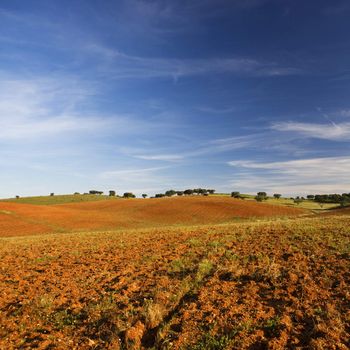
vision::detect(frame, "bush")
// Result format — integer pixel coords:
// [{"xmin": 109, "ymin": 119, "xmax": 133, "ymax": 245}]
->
[
  {"xmin": 109, "ymin": 190, "xmax": 116, "ymax": 196},
  {"xmin": 142, "ymin": 194, "xmax": 147, "ymax": 198},
  {"xmin": 273, "ymin": 194, "xmax": 281, "ymax": 199}
]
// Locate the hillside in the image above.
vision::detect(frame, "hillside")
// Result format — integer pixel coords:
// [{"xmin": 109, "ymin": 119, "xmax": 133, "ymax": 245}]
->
[
  {"xmin": 0, "ymin": 194, "xmax": 119, "ymax": 205},
  {"xmin": 0, "ymin": 196, "xmax": 306, "ymax": 237}
]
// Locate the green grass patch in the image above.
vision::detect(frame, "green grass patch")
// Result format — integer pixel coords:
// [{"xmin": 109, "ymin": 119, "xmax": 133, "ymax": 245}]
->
[{"xmin": 0, "ymin": 194, "xmax": 121, "ymax": 205}]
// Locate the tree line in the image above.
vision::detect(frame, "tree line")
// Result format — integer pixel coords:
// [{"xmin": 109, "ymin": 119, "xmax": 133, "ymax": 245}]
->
[{"xmin": 60, "ymin": 189, "xmax": 350, "ymax": 206}]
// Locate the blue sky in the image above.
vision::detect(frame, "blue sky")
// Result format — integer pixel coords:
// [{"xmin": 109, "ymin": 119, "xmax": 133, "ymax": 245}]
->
[{"xmin": 1, "ymin": 0, "xmax": 350, "ymax": 197}]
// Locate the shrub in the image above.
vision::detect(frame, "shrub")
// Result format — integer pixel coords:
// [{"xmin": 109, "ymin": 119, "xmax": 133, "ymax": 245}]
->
[{"xmin": 109, "ymin": 190, "xmax": 116, "ymax": 196}]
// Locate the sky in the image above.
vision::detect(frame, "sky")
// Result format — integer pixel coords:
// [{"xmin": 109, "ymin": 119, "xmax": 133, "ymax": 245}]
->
[{"xmin": 0, "ymin": 0, "xmax": 350, "ymax": 198}]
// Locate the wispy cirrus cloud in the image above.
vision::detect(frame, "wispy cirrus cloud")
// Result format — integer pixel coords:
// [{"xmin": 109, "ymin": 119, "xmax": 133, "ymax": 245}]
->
[
  {"xmin": 271, "ymin": 121, "xmax": 350, "ymax": 141},
  {"xmin": 100, "ymin": 166, "xmax": 169, "ymax": 180},
  {"xmin": 86, "ymin": 44, "xmax": 301, "ymax": 81},
  {"xmin": 227, "ymin": 156, "xmax": 350, "ymax": 195},
  {"xmin": 125, "ymin": 134, "xmax": 257, "ymax": 162},
  {"xmin": 0, "ymin": 74, "xmax": 170, "ymax": 141}
]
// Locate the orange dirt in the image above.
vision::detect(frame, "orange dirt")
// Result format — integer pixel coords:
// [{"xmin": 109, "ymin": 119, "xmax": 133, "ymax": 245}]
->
[
  {"xmin": 0, "ymin": 216, "xmax": 349, "ymax": 349},
  {"xmin": 0, "ymin": 196, "xmax": 306, "ymax": 237}
]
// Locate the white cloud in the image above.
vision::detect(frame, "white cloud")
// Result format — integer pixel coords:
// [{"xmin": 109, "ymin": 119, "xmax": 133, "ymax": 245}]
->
[
  {"xmin": 0, "ymin": 75, "xmax": 166, "ymax": 140},
  {"xmin": 228, "ymin": 156, "xmax": 350, "ymax": 195},
  {"xmin": 271, "ymin": 121, "xmax": 350, "ymax": 141}
]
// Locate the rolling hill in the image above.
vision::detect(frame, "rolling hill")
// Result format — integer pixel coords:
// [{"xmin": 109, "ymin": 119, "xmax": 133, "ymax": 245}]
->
[{"xmin": 0, "ymin": 196, "xmax": 306, "ymax": 237}]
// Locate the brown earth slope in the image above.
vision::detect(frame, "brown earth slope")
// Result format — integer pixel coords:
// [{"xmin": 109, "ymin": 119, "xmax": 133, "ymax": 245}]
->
[{"xmin": 0, "ymin": 196, "xmax": 306, "ymax": 237}]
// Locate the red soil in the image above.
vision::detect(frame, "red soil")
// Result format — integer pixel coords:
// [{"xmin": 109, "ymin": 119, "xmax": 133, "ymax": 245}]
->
[
  {"xmin": 0, "ymin": 197, "xmax": 306, "ymax": 237},
  {"xmin": 0, "ymin": 217, "xmax": 348, "ymax": 349}
]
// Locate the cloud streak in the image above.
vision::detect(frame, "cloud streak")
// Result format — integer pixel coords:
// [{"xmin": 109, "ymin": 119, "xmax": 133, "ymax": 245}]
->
[
  {"xmin": 86, "ymin": 45, "xmax": 301, "ymax": 81},
  {"xmin": 228, "ymin": 156, "xmax": 350, "ymax": 195},
  {"xmin": 271, "ymin": 121, "xmax": 350, "ymax": 141}
]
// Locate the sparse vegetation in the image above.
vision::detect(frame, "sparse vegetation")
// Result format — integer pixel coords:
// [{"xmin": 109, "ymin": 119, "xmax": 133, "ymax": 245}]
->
[
  {"xmin": 0, "ymin": 192, "xmax": 349, "ymax": 349},
  {"xmin": 0, "ymin": 214, "xmax": 348, "ymax": 349}
]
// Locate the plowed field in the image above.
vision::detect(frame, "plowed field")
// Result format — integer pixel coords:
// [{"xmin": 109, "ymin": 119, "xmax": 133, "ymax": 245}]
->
[
  {"xmin": 0, "ymin": 197, "xmax": 306, "ymax": 237},
  {"xmin": 0, "ymin": 213, "xmax": 349, "ymax": 349}
]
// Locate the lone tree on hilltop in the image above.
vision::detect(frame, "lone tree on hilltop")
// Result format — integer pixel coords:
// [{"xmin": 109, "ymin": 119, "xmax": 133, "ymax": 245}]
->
[
  {"xmin": 231, "ymin": 191, "xmax": 240, "ymax": 198},
  {"xmin": 255, "ymin": 192, "xmax": 268, "ymax": 202},
  {"xmin": 273, "ymin": 194, "xmax": 281, "ymax": 199}
]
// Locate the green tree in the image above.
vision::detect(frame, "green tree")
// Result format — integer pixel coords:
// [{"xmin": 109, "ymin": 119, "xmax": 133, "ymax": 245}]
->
[
  {"xmin": 231, "ymin": 191, "xmax": 240, "ymax": 198},
  {"xmin": 255, "ymin": 195, "xmax": 264, "ymax": 202},
  {"xmin": 123, "ymin": 192, "xmax": 135, "ymax": 198},
  {"xmin": 184, "ymin": 189, "xmax": 194, "ymax": 195},
  {"xmin": 165, "ymin": 189, "xmax": 177, "ymax": 197},
  {"xmin": 273, "ymin": 194, "xmax": 281, "ymax": 199}
]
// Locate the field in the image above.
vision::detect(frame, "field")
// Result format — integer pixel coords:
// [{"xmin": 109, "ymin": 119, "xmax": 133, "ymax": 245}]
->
[
  {"xmin": 0, "ymin": 197, "xmax": 349, "ymax": 349},
  {"xmin": 0, "ymin": 196, "xmax": 306, "ymax": 237}
]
